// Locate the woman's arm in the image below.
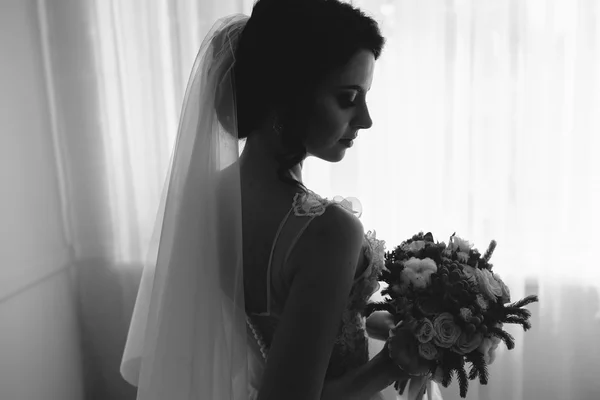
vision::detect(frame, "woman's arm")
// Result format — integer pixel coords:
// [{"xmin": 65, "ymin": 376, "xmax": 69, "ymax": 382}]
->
[
  {"xmin": 321, "ymin": 345, "xmax": 408, "ymax": 400},
  {"xmin": 366, "ymin": 311, "xmax": 396, "ymax": 341},
  {"xmin": 256, "ymin": 206, "xmax": 366, "ymax": 400}
]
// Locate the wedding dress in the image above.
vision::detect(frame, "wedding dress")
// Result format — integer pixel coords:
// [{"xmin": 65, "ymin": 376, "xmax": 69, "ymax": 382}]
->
[
  {"xmin": 243, "ymin": 189, "xmax": 387, "ymax": 399},
  {"xmin": 244, "ymin": 189, "xmax": 447, "ymax": 400}
]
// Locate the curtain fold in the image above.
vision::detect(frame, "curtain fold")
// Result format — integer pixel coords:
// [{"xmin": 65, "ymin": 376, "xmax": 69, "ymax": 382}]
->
[{"xmin": 29, "ymin": 0, "xmax": 600, "ymax": 399}]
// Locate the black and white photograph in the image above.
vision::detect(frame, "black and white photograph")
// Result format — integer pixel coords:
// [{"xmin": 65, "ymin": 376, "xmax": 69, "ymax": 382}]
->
[{"xmin": 1, "ymin": 1, "xmax": 599, "ymax": 399}]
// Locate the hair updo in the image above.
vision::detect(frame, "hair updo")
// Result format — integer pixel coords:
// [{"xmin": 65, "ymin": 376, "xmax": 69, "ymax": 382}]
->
[{"xmin": 217, "ymin": 0, "xmax": 385, "ymax": 187}]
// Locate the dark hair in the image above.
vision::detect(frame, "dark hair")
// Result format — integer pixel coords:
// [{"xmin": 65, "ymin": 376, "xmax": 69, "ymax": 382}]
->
[{"xmin": 220, "ymin": 0, "xmax": 385, "ymax": 187}]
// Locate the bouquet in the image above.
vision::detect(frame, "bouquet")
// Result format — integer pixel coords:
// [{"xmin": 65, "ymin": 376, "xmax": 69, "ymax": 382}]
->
[{"xmin": 365, "ymin": 232, "xmax": 538, "ymax": 398}]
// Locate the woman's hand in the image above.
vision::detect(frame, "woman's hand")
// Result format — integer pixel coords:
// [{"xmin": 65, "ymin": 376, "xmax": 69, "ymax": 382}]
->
[
  {"xmin": 322, "ymin": 321, "xmax": 430, "ymax": 400},
  {"xmin": 365, "ymin": 311, "xmax": 395, "ymax": 341},
  {"xmin": 366, "ymin": 312, "xmax": 430, "ymax": 378},
  {"xmin": 370, "ymin": 341, "xmax": 409, "ymax": 385},
  {"xmin": 386, "ymin": 319, "xmax": 431, "ymax": 378}
]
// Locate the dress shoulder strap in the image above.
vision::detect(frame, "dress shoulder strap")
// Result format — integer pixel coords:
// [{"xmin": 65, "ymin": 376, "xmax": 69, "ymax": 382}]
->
[
  {"xmin": 248, "ymin": 189, "xmax": 363, "ymax": 317},
  {"xmin": 250, "ymin": 190, "xmax": 331, "ymax": 317}
]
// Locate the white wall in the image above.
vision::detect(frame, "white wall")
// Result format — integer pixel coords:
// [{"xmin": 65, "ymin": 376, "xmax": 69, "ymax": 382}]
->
[{"xmin": 0, "ymin": 1, "xmax": 84, "ymax": 399}]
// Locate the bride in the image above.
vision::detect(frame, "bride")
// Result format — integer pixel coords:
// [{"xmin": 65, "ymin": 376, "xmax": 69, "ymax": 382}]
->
[{"xmin": 120, "ymin": 0, "xmax": 433, "ymax": 399}]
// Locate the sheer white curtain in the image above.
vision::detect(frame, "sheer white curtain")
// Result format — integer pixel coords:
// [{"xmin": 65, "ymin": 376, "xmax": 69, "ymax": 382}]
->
[
  {"xmin": 10, "ymin": 0, "xmax": 599, "ymax": 399},
  {"xmin": 41, "ymin": 0, "xmax": 249, "ymax": 265},
  {"xmin": 27, "ymin": 0, "xmax": 250, "ymax": 398},
  {"xmin": 306, "ymin": 1, "xmax": 600, "ymax": 399}
]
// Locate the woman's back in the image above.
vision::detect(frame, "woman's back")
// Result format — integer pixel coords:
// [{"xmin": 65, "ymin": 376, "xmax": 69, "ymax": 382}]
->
[
  {"xmin": 240, "ymin": 178, "xmax": 302, "ymax": 314},
  {"xmin": 233, "ymin": 165, "xmax": 388, "ymax": 399},
  {"xmin": 239, "ymin": 171, "xmax": 361, "ymax": 317}
]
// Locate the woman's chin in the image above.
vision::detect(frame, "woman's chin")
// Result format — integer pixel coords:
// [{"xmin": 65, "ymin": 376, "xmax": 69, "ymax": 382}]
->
[
  {"xmin": 307, "ymin": 143, "xmax": 351, "ymax": 163},
  {"xmin": 322, "ymin": 152, "xmax": 346, "ymax": 163}
]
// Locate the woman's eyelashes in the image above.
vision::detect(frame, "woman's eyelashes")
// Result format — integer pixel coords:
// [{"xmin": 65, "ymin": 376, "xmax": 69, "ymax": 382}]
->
[{"xmin": 338, "ymin": 91, "xmax": 359, "ymax": 108}]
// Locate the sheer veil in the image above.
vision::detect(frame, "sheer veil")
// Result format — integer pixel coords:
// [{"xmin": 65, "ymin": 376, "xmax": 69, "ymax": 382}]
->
[{"xmin": 120, "ymin": 14, "xmax": 250, "ymax": 400}]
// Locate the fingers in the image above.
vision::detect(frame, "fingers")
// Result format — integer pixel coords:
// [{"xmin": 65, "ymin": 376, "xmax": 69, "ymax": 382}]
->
[
  {"xmin": 392, "ymin": 318, "xmax": 419, "ymax": 337},
  {"xmin": 387, "ymin": 319, "xmax": 434, "ymax": 378},
  {"xmin": 400, "ymin": 315, "xmax": 419, "ymax": 329},
  {"xmin": 392, "ymin": 339, "xmax": 431, "ymax": 377},
  {"xmin": 366, "ymin": 312, "xmax": 396, "ymax": 341}
]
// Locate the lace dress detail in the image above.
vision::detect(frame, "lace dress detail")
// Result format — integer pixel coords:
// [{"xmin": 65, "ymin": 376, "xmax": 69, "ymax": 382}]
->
[
  {"xmin": 327, "ymin": 228, "xmax": 386, "ymax": 379},
  {"xmin": 246, "ymin": 190, "xmax": 386, "ymax": 382},
  {"xmin": 291, "ymin": 189, "xmax": 328, "ymax": 217},
  {"xmin": 292, "ymin": 189, "xmax": 363, "ymax": 218}
]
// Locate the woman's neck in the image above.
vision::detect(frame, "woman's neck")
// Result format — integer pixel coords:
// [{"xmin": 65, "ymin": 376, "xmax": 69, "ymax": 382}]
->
[{"xmin": 239, "ymin": 130, "xmax": 305, "ymax": 188}]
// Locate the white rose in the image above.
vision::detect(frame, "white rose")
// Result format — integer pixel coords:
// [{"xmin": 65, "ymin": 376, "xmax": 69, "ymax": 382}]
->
[
  {"xmin": 479, "ymin": 269, "xmax": 503, "ymax": 300},
  {"xmin": 402, "ymin": 240, "xmax": 426, "ymax": 253},
  {"xmin": 418, "ymin": 342, "xmax": 439, "ymax": 360},
  {"xmin": 478, "ymin": 336, "xmax": 502, "ymax": 365},
  {"xmin": 450, "ymin": 236, "xmax": 473, "ymax": 253},
  {"xmin": 462, "ymin": 265, "xmax": 478, "ymax": 280},
  {"xmin": 401, "ymin": 257, "xmax": 438, "ymax": 289},
  {"xmin": 476, "ymin": 294, "xmax": 489, "ymax": 311},
  {"xmin": 463, "ymin": 265, "xmax": 485, "ymax": 292},
  {"xmin": 432, "ymin": 313, "xmax": 462, "ymax": 348},
  {"xmin": 415, "ymin": 318, "xmax": 435, "ymax": 343},
  {"xmin": 456, "ymin": 251, "xmax": 469, "ymax": 263},
  {"xmin": 494, "ymin": 273, "xmax": 511, "ymax": 303},
  {"xmin": 453, "ymin": 331, "xmax": 484, "ymax": 355}
]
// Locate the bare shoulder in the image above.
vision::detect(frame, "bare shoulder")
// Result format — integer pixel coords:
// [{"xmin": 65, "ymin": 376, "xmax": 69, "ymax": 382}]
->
[
  {"xmin": 256, "ymin": 205, "xmax": 365, "ymax": 400},
  {"xmin": 289, "ymin": 203, "xmax": 365, "ymax": 281}
]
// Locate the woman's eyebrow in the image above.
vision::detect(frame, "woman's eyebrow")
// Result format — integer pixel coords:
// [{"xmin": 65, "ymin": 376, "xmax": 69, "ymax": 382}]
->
[{"xmin": 336, "ymin": 84, "xmax": 367, "ymax": 93}]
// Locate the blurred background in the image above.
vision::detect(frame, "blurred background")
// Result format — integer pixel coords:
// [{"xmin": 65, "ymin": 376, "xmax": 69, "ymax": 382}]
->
[{"xmin": 1, "ymin": 0, "xmax": 599, "ymax": 399}]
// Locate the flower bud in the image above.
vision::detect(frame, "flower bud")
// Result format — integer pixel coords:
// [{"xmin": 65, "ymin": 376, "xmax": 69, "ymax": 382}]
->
[{"xmin": 450, "ymin": 270, "xmax": 462, "ymax": 282}]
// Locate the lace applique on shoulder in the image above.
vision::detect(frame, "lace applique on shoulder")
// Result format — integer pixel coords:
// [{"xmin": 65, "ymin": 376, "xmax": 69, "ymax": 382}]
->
[
  {"xmin": 292, "ymin": 190, "xmax": 364, "ymax": 218},
  {"xmin": 332, "ymin": 196, "xmax": 363, "ymax": 218},
  {"xmin": 292, "ymin": 190, "xmax": 328, "ymax": 217}
]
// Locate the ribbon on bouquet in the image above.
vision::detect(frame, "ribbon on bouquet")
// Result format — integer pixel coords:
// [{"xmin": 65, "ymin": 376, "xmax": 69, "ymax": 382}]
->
[{"xmin": 398, "ymin": 376, "xmax": 434, "ymax": 400}]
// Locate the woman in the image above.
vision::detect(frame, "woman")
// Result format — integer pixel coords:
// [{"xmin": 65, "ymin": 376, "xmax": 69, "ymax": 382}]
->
[{"xmin": 121, "ymin": 1, "xmax": 430, "ymax": 399}]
